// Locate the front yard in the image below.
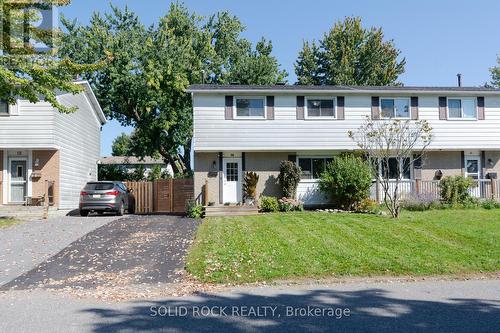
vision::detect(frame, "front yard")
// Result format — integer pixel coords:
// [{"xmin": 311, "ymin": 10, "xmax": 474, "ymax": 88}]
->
[{"xmin": 186, "ymin": 209, "xmax": 500, "ymax": 283}]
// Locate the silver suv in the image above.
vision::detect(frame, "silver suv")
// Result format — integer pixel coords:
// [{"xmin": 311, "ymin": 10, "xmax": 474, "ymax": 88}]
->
[{"xmin": 79, "ymin": 181, "xmax": 135, "ymax": 216}]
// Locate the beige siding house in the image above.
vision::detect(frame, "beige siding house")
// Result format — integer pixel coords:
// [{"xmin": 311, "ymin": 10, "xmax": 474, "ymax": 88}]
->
[
  {"xmin": 189, "ymin": 85, "xmax": 500, "ymax": 206},
  {"xmin": 0, "ymin": 81, "xmax": 106, "ymax": 210}
]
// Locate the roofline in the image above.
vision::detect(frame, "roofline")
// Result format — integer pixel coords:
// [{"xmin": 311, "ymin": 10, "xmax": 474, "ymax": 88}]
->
[
  {"xmin": 74, "ymin": 81, "xmax": 107, "ymax": 125},
  {"xmin": 187, "ymin": 85, "xmax": 500, "ymax": 95}
]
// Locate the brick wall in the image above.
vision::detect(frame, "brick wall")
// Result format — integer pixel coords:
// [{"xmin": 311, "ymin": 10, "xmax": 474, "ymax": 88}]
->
[{"xmin": 32, "ymin": 150, "xmax": 60, "ymax": 207}]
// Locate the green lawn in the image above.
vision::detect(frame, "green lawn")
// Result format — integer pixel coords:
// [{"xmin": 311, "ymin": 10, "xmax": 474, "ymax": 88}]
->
[
  {"xmin": 0, "ymin": 217, "xmax": 22, "ymax": 228},
  {"xmin": 186, "ymin": 209, "xmax": 500, "ymax": 284}
]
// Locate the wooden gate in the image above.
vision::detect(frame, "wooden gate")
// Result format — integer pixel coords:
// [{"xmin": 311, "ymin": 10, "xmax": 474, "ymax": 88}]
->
[{"xmin": 125, "ymin": 179, "xmax": 193, "ymax": 214}]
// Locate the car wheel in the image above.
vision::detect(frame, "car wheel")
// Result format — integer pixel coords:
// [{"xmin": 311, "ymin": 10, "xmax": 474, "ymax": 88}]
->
[
  {"xmin": 116, "ymin": 202, "xmax": 124, "ymax": 216},
  {"xmin": 80, "ymin": 210, "xmax": 89, "ymax": 217}
]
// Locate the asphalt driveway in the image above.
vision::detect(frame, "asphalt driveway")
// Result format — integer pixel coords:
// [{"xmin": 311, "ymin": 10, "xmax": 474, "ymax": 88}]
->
[{"xmin": 1, "ymin": 215, "xmax": 200, "ymax": 291}]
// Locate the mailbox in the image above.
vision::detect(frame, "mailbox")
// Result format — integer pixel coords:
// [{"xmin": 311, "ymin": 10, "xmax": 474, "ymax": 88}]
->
[{"xmin": 486, "ymin": 172, "xmax": 498, "ymax": 180}]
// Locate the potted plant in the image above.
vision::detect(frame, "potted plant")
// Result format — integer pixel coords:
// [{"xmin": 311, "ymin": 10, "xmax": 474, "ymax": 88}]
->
[{"xmin": 243, "ymin": 172, "xmax": 259, "ymax": 205}]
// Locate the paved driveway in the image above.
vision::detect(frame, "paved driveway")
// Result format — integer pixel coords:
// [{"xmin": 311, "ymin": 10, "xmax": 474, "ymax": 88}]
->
[
  {"xmin": 0, "ymin": 216, "xmax": 119, "ymax": 286},
  {"xmin": 1, "ymin": 215, "xmax": 200, "ymax": 291}
]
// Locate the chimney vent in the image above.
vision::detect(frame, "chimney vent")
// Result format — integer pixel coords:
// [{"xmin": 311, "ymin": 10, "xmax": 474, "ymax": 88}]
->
[{"xmin": 457, "ymin": 73, "xmax": 462, "ymax": 87}]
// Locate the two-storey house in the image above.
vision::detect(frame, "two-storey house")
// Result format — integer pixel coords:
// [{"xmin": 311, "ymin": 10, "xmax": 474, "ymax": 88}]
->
[
  {"xmin": 0, "ymin": 81, "xmax": 106, "ymax": 210},
  {"xmin": 189, "ymin": 85, "xmax": 500, "ymax": 206}
]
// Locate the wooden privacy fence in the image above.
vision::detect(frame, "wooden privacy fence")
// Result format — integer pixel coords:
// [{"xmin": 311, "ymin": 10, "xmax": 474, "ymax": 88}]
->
[
  {"xmin": 370, "ymin": 179, "xmax": 500, "ymax": 202},
  {"xmin": 124, "ymin": 179, "xmax": 193, "ymax": 214}
]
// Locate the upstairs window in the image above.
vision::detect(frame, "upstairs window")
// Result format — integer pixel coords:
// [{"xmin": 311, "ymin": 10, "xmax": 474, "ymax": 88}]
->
[
  {"xmin": 235, "ymin": 97, "xmax": 265, "ymax": 118},
  {"xmin": 381, "ymin": 98, "xmax": 410, "ymax": 118},
  {"xmin": 0, "ymin": 100, "xmax": 8, "ymax": 115},
  {"xmin": 298, "ymin": 157, "xmax": 333, "ymax": 179},
  {"xmin": 448, "ymin": 98, "xmax": 476, "ymax": 119},
  {"xmin": 306, "ymin": 98, "xmax": 335, "ymax": 118}
]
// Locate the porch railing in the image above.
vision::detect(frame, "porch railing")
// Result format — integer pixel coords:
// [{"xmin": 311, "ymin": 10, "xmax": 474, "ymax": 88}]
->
[{"xmin": 370, "ymin": 179, "xmax": 500, "ymax": 203}]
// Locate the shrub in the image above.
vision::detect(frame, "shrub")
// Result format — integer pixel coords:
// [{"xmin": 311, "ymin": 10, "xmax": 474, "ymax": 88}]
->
[
  {"xmin": 278, "ymin": 161, "xmax": 301, "ymax": 198},
  {"xmin": 401, "ymin": 193, "xmax": 441, "ymax": 211},
  {"xmin": 481, "ymin": 200, "xmax": 500, "ymax": 210},
  {"xmin": 243, "ymin": 172, "xmax": 259, "ymax": 200},
  {"xmin": 440, "ymin": 176, "xmax": 474, "ymax": 206},
  {"xmin": 186, "ymin": 200, "xmax": 204, "ymax": 218},
  {"xmin": 278, "ymin": 198, "xmax": 304, "ymax": 212},
  {"xmin": 354, "ymin": 198, "xmax": 380, "ymax": 214},
  {"xmin": 318, "ymin": 154, "xmax": 372, "ymax": 210},
  {"xmin": 259, "ymin": 196, "xmax": 279, "ymax": 212}
]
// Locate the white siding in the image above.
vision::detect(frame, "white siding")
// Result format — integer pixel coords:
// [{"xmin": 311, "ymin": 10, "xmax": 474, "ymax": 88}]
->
[
  {"xmin": 0, "ymin": 100, "xmax": 56, "ymax": 148},
  {"xmin": 193, "ymin": 94, "xmax": 500, "ymax": 151},
  {"xmin": 55, "ymin": 92, "xmax": 102, "ymax": 209}
]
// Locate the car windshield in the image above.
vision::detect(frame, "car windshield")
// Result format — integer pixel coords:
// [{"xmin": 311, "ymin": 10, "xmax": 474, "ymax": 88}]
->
[{"xmin": 84, "ymin": 183, "xmax": 114, "ymax": 191}]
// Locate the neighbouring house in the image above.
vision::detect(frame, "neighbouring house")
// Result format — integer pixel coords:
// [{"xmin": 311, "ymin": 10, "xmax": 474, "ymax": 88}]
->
[
  {"xmin": 0, "ymin": 81, "xmax": 106, "ymax": 210},
  {"xmin": 188, "ymin": 84, "xmax": 500, "ymax": 206},
  {"xmin": 98, "ymin": 156, "xmax": 173, "ymax": 179}
]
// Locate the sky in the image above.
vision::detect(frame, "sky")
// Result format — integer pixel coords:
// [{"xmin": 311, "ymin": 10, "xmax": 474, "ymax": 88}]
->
[{"xmin": 59, "ymin": 0, "xmax": 500, "ymax": 156}]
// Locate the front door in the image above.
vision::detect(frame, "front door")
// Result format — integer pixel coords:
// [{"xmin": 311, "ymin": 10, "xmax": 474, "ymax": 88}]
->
[
  {"xmin": 10, "ymin": 160, "xmax": 27, "ymax": 203},
  {"xmin": 465, "ymin": 156, "xmax": 481, "ymax": 198},
  {"xmin": 222, "ymin": 158, "xmax": 242, "ymax": 203}
]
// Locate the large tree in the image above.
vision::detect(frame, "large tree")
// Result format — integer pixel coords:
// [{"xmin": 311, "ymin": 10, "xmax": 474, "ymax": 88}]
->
[
  {"xmin": 491, "ymin": 56, "xmax": 500, "ymax": 88},
  {"xmin": 0, "ymin": 0, "xmax": 98, "ymax": 112},
  {"xmin": 111, "ymin": 133, "xmax": 132, "ymax": 156},
  {"xmin": 295, "ymin": 17, "xmax": 405, "ymax": 86},
  {"xmin": 59, "ymin": 4, "xmax": 287, "ymax": 173}
]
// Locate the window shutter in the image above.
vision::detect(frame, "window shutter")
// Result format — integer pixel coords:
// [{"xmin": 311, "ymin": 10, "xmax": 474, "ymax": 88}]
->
[
  {"xmin": 371, "ymin": 96, "xmax": 380, "ymax": 120},
  {"xmin": 225, "ymin": 96, "xmax": 233, "ymax": 120},
  {"xmin": 266, "ymin": 96, "xmax": 275, "ymax": 120},
  {"xmin": 296, "ymin": 96, "xmax": 305, "ymax": 120},
  {"xmin": 242, "ymin": 152, "xmax": 246, "ymax": 172},
  {"xmin": 477, "ymin": 96, "xmax": 485, "ymax": 120},
  {"xmin": 337, "ymin": 96, "xmax": 345, "ymax": 120},
  {"xmin": 439, "ymin": 97, "xmax": 447, "ymax": 120},
  {"xmin": 411, "ymin": 97, "xmax": 419, "ymax": 120},
  {"xmin": 460, "ymin": 151, "xmax": 465, "ymax": 176}
]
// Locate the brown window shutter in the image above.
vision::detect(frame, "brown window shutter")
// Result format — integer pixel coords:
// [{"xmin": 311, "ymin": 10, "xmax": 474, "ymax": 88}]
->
[
  {"xmin": 337, "ymin": 96, "xmax": 345, "ymax": 120},
  {"xmin": 439, "ymin": 97, "xmax": 447, "ymax": 120},
  {"xmin": 371, "ymin": 96, "xmax": 380, "ymax": 120},
  {"xmin": 266, "ymin": 96, "xmax": 275, "ymax": 120},
  {"xmin": 225, "ymin": 96, "xmax": 233, "ymax": 120},
  {"xmin": 296, "ymin": 96, "xmax": 305, "ymax": 120},
  {"xmin": 411, "ymin": 97, "xmax": 419, "ymax": 120},
  {"xmin": 460, "ymin": 151, "xmax": 465, "ymax": 176},
  {"xmin": 477, "ymin": 96, "xmax": 485, "ymax": 120}
]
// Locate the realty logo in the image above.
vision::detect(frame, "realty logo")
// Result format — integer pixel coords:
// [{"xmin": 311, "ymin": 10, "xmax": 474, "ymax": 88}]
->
[{"xmin": 1, "ymin": 0, "xmax": 58, "ymax": 54}]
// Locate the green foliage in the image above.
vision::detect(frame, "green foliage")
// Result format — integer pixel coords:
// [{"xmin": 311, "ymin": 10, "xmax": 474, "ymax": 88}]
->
[
  {"xmin": 243, "ymin": 172, "xmax": 259, "ymax": 199},
  {"xmin": 401, "ymin": 193, "xmax": 441, "ymax": 212},
  {"xmin": 129, "ymin": 165, "xmax": 146, "ymax": 181},
  {"xmin": 112, "ymin": 133, "xmax": 133, "ymax": 156},
  {"xmin": 0, "ymin": 0, "xmax": 99, "ymax": 112},
  {"xmin": 186, "ymin": 200, "xmax": 204, "ymax": 218},
  {"xmin": 491, "ymin": 56, "xmax": 500, "ymax": 88},
  {"xmin": 147, "ymin": 165, "xmax": 163, "ymax": 181},
  {"xmin": 440, "ymin": 176, "xmax": 474, "ymax": 206},
  {"xmin": 59, "ymin": 4, "xmax": 287, "ymax": 172},
  {"xmin": 295, "ymin": 17, "xmax": 405, "ymax": 86},
  {"xmin": 278, "ymin": 161, "xmax": 301, "ymax": 199},
  {"xmin": 259, "ymin": 196, "xmax": 279, "ymax": 212},
  {"xmin": 98, "ymin": 165, "xmax": 126, "ymax": 181},
  {"xmin": 354, "ymin": 198, "xmax": 380, "ymax": 214},
  {"xmin": 318, "ymin": 155, "xmax": 372, "ymax": 210},
  {"xmin": 481, "ymin": 200, "xmax": 500, "ymax": 210},
  {"xmin": 278, "ymin": 198, "xmax": 304, "ymax": 212}
]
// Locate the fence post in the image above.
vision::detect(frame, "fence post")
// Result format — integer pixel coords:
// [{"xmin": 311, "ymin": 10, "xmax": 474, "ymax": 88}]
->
[
  {"xmin": 415, "ymin": 179, "xmax": 421, "ymax": 195},
  {"xmin": 375, "ymin": 179, "xmax": 381, "ymax": 203},
  {"xmin": 43, "ymin": 180, "xmax": 49, "ymax": 220},
  {"xmin": 492, "ymin": 180, "xmax": 497, "ymax": 201}
]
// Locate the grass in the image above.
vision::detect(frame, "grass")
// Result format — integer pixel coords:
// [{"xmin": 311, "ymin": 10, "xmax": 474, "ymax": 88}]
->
[
  {"xmin": 186, "ymin": 209, "xmax": 500, "ymax": 284},
  {"xmin": 0, "ymin": 217, "xmax": 22, "ymax": 228}
]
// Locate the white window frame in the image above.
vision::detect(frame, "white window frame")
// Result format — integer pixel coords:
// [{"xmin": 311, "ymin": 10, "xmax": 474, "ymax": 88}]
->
[
  {"xmin": 379, "ymin": 97, "xmax": 411, "ymax": 119},
  {"xmin": 296, "ymin": 156, "xmax": 334, "ymax": 181},
  {"xmin": 305, "ymin": 97, "xmax": 336, "ymax": 120},
  {"xmin": 377, "ymin": 157, "xmax": 413, "ymax": 181},
  {"xmin": 447, "ymin": 97, "xmax": 477, "ymax": 121},
  {"xmin": 0, "ymin": 100, "xmax": 10, "ymax": 116},
  {"xmin": 233, "ymin": 96, "xmax": 266, "ymax": 120},
  {"xmin": 464, "ymin": 155, "xmax": 481, "ymax": 179}
]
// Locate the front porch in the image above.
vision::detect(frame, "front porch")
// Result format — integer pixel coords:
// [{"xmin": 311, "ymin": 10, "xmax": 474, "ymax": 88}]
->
[{"xmin": 0, "ymin": 149, "xmax": 59, "ymax": 208}]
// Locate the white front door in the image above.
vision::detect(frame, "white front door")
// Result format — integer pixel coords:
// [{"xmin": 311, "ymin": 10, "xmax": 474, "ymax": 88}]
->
[
  {"xmin": 10, "ymin": 160, "xmax": 27, "ymax": 203},
  {"xmin": 223, "ymin": 158, "xmax": 242, "ymax": 203},
  {"xmin": 465, "ymin": 156, "xmax": 481, "ymax": 198}
]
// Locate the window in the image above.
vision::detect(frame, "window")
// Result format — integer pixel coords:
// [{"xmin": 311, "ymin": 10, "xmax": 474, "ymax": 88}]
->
[
  {"xmin": 235, "ymin": 97, "xmax": 265, "ymax": 118},
  {"xmin": 380, "ymin": 158, "xmax": 411, "ymax": 179},
  {"xmin": 84, "ymin": 182, "xmax": 114, "ymax": 191},
  {"xmin": 226, "ymin": 162, "xmax": 239, "ymax": 181},
  {"xmin": 306, "ymin": 98, "xmax": 335, "ymax": 118},
  {"xmin": 448, "ymin": 98, "xmax": 476, "ymax": 119},
  {"xmin": 298, "ymin": 157, "xmax": 333, "ymax": 179},
  {"xmin": 380, "ymin": 98, "xmax": 410, "ymax": 118},
  {"xmin": 0, "ymin": 100, "xmax": 8, "ymax": 115},
  {"xmin": 465, "ymin": 157, "xmax": 480, "ymax": 180}
]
